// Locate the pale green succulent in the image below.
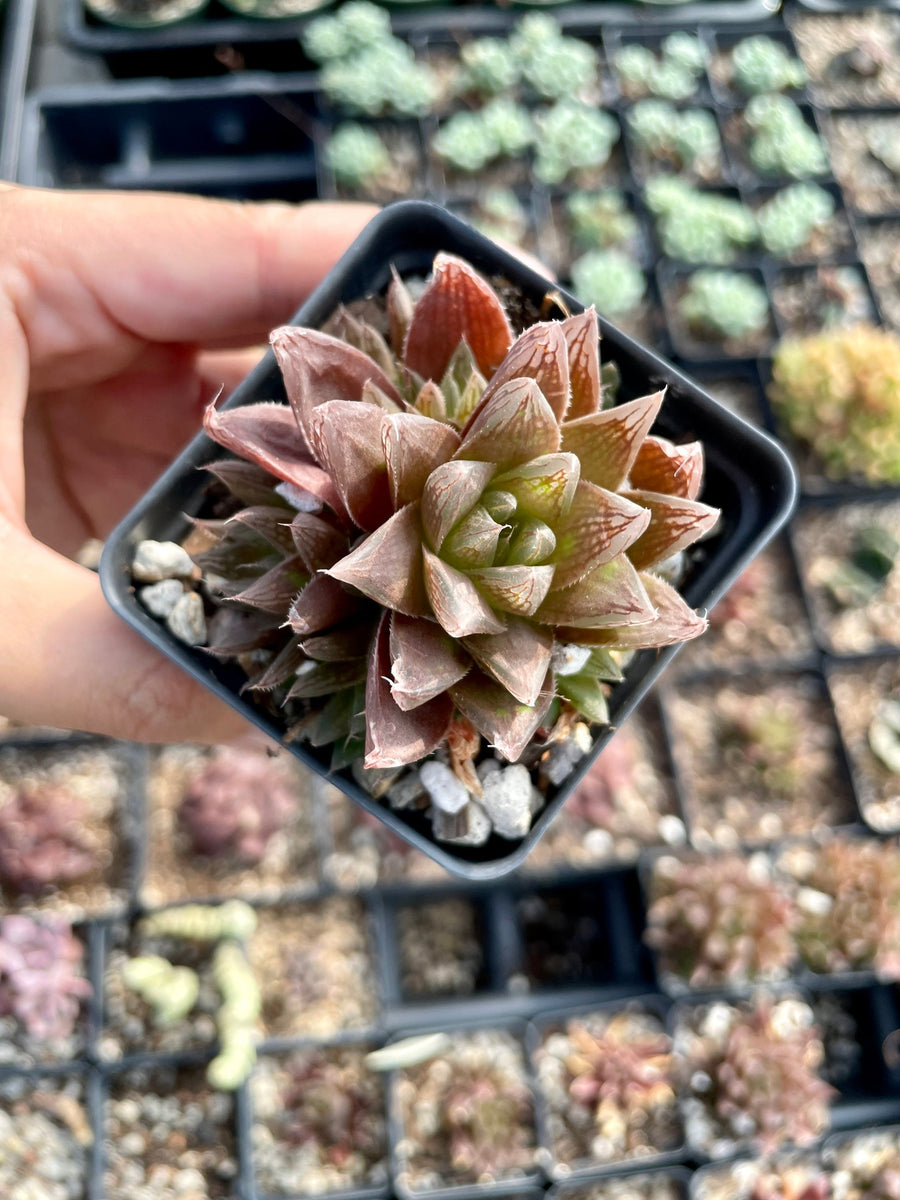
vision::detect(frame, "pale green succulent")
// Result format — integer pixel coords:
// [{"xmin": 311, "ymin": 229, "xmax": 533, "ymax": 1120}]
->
[
  {"xmin": 321, "ymin": 37, "xmax": 437, "ymax": 118},
  {"xmin": 628, "ymin": 101, "xmax": 722, "ymax": 176},
  {"xmin": 434, "ymin": 100, "xmax": 533, "ymax": 174},
  {"xmin": 325, "ymin": 124, "xmax": 390, "ymax": 190},
  {"xmin": 519, "ymin": 33, "xmax": 598, "ymax": 101},
  {"xmin": 745, "ymin": 95, "xmax": 828, "ymax": 179},
  {"xmin": 731, "ymin": 35, "xmax": 807, "ymax": 96},
  {"xmin": 302, "ymin": 0, "xmax": 392, "ymax": 63},
  {"xmin": 615, "ymin": 33, "xmax": 707, "ymax": 101},
  {"xmin": 571, "ymin": 249, "xmax": 646, "ymax": 318},
  {"xmin": 566, "ymin": 190, "xmax": 639, "ymax": 252},
  {"xmin": 456, "ymin": 37, "xmax": 520, "ymax": 98},
  {"xmin": 121, "ymin": 955, "xmax": 200, "ymax": 1028},
  {"xmin": 534, "ymin": 101, "xmax": 619, "ymax": 186},
  {"xmin": 645, "ymin": 177, "xmax": 756, "ymax": 264},
  {"xmin": 468, "ymin": 188, "xmax": 530, "ymax": 248},
  {"xmin": 679, "ymin": 271, "xmax": 770, "ymax": 341},
  {"xmin": 756, "ymin": 183, "xmax": 836, "ymax": 257}
]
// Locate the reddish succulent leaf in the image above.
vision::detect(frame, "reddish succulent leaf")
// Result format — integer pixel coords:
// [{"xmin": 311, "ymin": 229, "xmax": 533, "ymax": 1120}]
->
[
  {"xmin": 361, "ymin": 378, "xmax": 407, "ymax": 413},
  {"xmin": 244, "ymin": 638, "xmax": 306, "ymax": 692},
  {"xmin": 287, "ymin": 573, "xmax": 361, "ymax": 636},
  {"xmin": 451, "ymin": 669, "xmax": 554, "ymax": 763},
  {"xmin": 300, "ymin": 622, "xmax": 374, "ymax": 662},
  {"xmin": 551, "ymin": 481, "xmax": 651, "ymax": 589},
  {"xmin": 206, "ymin": 607, "xmax": 282, "ymax": 657},
  {"xmin": 325, "ymin": 305, "xmax": 396, "ymax": 379},
  {"xmin": 287, "ymin": 659, "xmax": 367, "ymax": 700},
  {"xmin": 271, "ymin": 326, "xmax": 402, "ymax": 452},
  {"xmin": 365, "ymin": 614, "xmax": 454, "ymax": 769},
  {"xmin": 228, "ymin": 555, "xmax": 308, "ymax": 613},
  {"xmin": 387, "ymin": 266, "xmax": 414, "ymax": 358},
  {"xmin": 383, "ymin": 413, "xmax": 461, "ymax": 510},
  {"xmin": 423, "ymin": 547, "xmax": 506, "ymax": 637},
  {"xmin": 571, "ymin": 571, "xmax": 707, "ymax": 648},
  {"xmin": 389, "ymin": 612, "xmax": 470, "ymax": 711},
  {"xmin": 467, "ymin": 564, "xmax": 556, "ymax": 617},
  {"xmin": 494, "ymin": 452, "xmax": 580, "ymax": 525},
  {"xmin": 455, "ymin": 379, "xmax": 560, "ymax": 468},
  {"xmin": 308, "ymin": 401, "xmax": 393, "ymax": 532},
  {"xmin": 561, "ymin": 308, "xmax": 603, "ymax": 420},
  {"xmin": 289, "ymin": 512, "xmax": 349, "ymax": 574},
  {"xmin": 403, "ymin": 253, "xmax": 513, "ymax": 381},
  {"xmin": 326, "ymin": 503, "xmax": 430, "ymax": 618},
  {"xmin": 202, "ymin": 459, "xmax": 286, "ymax": 508},
  {"xmin": 537, "ymin": 553, "xmax": 655, "ymax": 628},
  {"xmin": 469, "ymin": 322, "xmax": 570, "ymax": 425},
  {"xmin": 630, "ymin": 436, "xmax": 705, "ymax": 500},
  {"xmin": 421, "ymin": 460, "xmax": 497, "ymax": 552},
  {"xmin": 442, "ymin": 506, "xmax": 505, "ymax": 569},
  {"xmin": 561, "ymin": 390, "xmax": 665, "ymax": 490},
  {"xmin": 464, "ymin": 618, "xmax": 553, "ymax": 706},
  {"xmin": 226, "ymin": 506, "xmax": 297, "ymax": 556},
  {"xmin": 622, "ymin": 489, "xmax": 720, "ymax": 571},
  {"xmin": 202, "ymin": 402, "xmax": 343, "ymax": 514}
]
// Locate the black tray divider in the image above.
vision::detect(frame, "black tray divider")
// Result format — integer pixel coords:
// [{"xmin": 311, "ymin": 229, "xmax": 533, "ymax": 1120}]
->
[
  {"xmin": 86, "ymin": 1064, "xmax": 106, "ymax": 1200},
  {"xmin": 0, "ymin": 0, "xmax": 38, "ymax": 181},
  {"xmin": 485, "ymin": 886, "xmax": 526, "ymax": 993}
]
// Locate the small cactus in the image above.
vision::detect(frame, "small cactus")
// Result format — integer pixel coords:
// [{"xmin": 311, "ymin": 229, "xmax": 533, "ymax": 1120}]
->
[
  {"xmin": 514, "ymin": 22, "xmax": 598, "ymax": 102},
  {"xmin": 615, "ymin": 33, "xmax": 707, "ymax": 101},
  {"xmin": 320, "ymin": 38, "xmax": 437, "ymax": 118},
  {"xmin": 302, "ymin": 1, "xmax": 392, "ymax": 63},
  {"xmin": 678, "ymin": 270, "xmax": 769, "ymax": 342},
  {"xmin": 456, "ymin": 38, "xmax": 519, "ymax": 98},
  {"xmin": 0, "ymin": 915, "xmax": 91, "ymax": 1042},
  {"xmin": 565, "ymin": 189, "xmax": 639, "ymax": 253},
  {"xmin": 434, "ymin": 100, "xmax": 533, "ymax": 174}
]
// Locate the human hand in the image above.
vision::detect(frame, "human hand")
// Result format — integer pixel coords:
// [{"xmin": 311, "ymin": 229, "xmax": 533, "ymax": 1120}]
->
[{"xmin": 0, "ymin": 185, "xmax": 377, "ymax": 744}]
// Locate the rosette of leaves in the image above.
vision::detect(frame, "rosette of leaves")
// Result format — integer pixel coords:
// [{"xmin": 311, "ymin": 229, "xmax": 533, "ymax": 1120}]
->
[
  {"xmin": 434, "ymin": 99, "xmax": 534, "ymax": 176},
  {"xmin": 0, "ymin": 915, "xmax": 91, "ymax": 1042},
  {"xmin": 731, "ymin": 36, "xmax": 807, "ymax": 96},
  {"xmin": 534, "ymin": 102, "xmax": 619, "ymax": 186},
  {"xmin": 757, "ymin": 184, "xmax": 836, "ymax": 258},
  {"xmin": 178, "ymin": 745, "xmax": 298, "ymax": 864},
  {"xmin": 744, "ymin": 96, "xmax": 828, "ymax": 180},
  {"xmin": 0, "ymin": 786, "xmax": 96, "ymax": 895},
  {"xmin": 509, "ymin": 15, "xmax": 598, "ymax": 103},
  {"xmin": 646, "ymin": 852, "xmax": 797, "ymax": 989},
  {"xmin": 570, "ymin": 249, "xmax": 646, "ymax": 320},
  {"xmin": 678, "ymin": 271, "xmax": 770, "ymax": 342},
  {"xmin": 191, "ymin": 255, "xmax": 718, "ymax": 789},
  {"xmin": 646, "ymin": 178, "xmax": 757, "ymax": 265},
  {"xmin": 628, "ymin": 101, "xmax": 722, "ymax": 178},
  {"xmin": 615, "ymin": 33, "xmax": 707, "ymax": 101},
  {"xmin": 780, "ymin": 838, "xmax": 900, "ymax": 977},
  {"xmin": 566, "ymin": 190, "xmax": 639, "ymax": 253},
  {"xmin": 678, "ymin": 996, "xmax": 834, "ymax": 1155},
  {"xmin": 325, "ymin": 124, "xmax": 390, "ymax": 192}
]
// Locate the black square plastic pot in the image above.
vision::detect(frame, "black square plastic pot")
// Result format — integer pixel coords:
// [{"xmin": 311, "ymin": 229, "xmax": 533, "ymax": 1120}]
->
[{"xmin": 99, "ymin": 200, "xmax": 797, "ymax": 880}]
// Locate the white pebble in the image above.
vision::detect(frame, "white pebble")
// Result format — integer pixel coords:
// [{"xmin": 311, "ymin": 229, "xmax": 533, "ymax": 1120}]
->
[
  {"xmin": 132, "ymin": 539, "xmax": 195, "ymax": 582},
  {"xmin": 658, "ymin": 814, "xmax": 687, "ymax": 846},
  {"xmin": 480, "ymin": 765, "xmax": 534, "ymax": 839},
  {"xmin": 419, "ymin": 760, "xmax": 469, "ymax": 814},
  {"xmin": 551, "ymin": 643, "xmax": 592, "ymax": 677},
  {"xmin": 166, "ymin": 592, "xmax": 207, "ymax": 646},
  {"xmin": 138, "ymin": 579, "xmax": 184, "ymax": 619}
]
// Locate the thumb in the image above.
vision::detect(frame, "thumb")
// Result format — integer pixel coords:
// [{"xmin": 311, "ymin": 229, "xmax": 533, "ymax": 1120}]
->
[{"xmin": 0, "ymin": 522, "xmax": 249, "ymax": 744}]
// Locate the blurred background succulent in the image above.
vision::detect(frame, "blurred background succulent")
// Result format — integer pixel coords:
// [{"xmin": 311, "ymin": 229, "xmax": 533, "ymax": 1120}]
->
[
  {"xmin": 565, "ymin": 190, "xmax": 640, "ymax": 254},
  {"xmin": 534, "ymin": 102, "xmax": 620, "ymax": 185},
  {"xmin": 570, "ymin": 249, "xmax": 646, "ymax": 320},
  {"xmin": 678, "ymin": 271, "xmax": 770, "ymax": 343},
  {"xmin": 646, "ymin": 178, "xmax": 756, "ymax": 264},
  {"xmin": 628, "ymin": 101, "xmax": 722, "ymax": 179},
  {"xmin": 646, "ymin": 851, "xmax": 797, "ymax": 989},
  {"xmin": 615, "ymin": 33, "xmax": 707, "ymax": 101},
  {"xmin": 0, "ymin": 915, "xmax": 91, "ymax": 1043},
  {"xmin": 177, "ymin": 746, "xmax": 298, "ymax": 865},
  {"xmin": 511, "ymin": 15, "xmax": 599, "ymax": 103},
  {"xmin": 745, "ymin": 96, "xmax": 828, "ymax": 179},
  {"xmin": 677, "ymin": 996, "xmax": 834, "ymax": 1156},
  {"xmin": 0, "ymin": 786, "xmax": 96, "ymax": 895},
  {"xmin": 731, "ymin": 35, "xmax": 808, "ymax": 96},
  {"xmin": 435, "ymin": 100, "xmax": 534, "ymax": 175},
  {"xmin": 325, "ymin": 124, "xmax": 391, "ymax": 192},
  {"xmin": 768, "ymin": 325, "xmax": 900, "ymax": 484},
  {"xmin": 756, "ymin": 184, "xmax": 836, "ymax": 258}
]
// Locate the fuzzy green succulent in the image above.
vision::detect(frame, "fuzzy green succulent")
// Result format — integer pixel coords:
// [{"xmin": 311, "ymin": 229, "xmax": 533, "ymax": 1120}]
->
[
  {"xmin": 325, "ymin": 124, "xmax": 391, "ymax": 191},
  {"xmin": 183, "ymin": 253, "xmax": 717, "ymax": 796},
  {"xmin": 615, "ymin": 33, "xmax": 707, "ymax": 101},
  {"xmin": 467, "ymin": 188, "xmax": 530, "ymax": 249},
  {"xmin": 456, "ymin": 37, "xmax": 520, "ymax": 98},
  {"xmin": 731, "ymin": 35, "xmax": 807, "ymax": 96},
  {"xmin": 756, "ymin": 183, "xmax": 836, "ymax": 258},
  {"xmin": 534, "ymin": 101, "xmax": 619, "ymax": 185},
  {"xmin": 570, "ymin": 249, "xmax": 646, "ymax": 318},
  {"xmin": 302, "ymin": 0, "xmax": 392, "ymax": 62},
  {"xmin": 679, "ymin": 271, "xmax": 770, "ymax": 342},
  {"xmin": 566, "ymin": 190, "xmax": 639, "ymax": 253},
  {"xmin": 745, "ymin": 95, "xmax": 828, "ymax": 179},
  {"xmin": 645, "ymin": 177, "xmax": 756, "ymax": 264},
  {"xmin": 514, "ymin": 22, "xmax": 598, "ymax": 102},
  {"xmin": 628, "ymin": 101, "xmax": 722, "ymax": 177},
  {"xmin": 768, "ymin": 325, "xmax": 900, "ymax": 483},
  {"xmin": 434, "ymin": 100, "xmax": 534, "ymax": 174}
]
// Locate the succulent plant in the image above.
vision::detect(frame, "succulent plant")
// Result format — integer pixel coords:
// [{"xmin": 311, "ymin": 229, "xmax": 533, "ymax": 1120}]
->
[
  {"xmin": 534, "ymin": 101, "xmax": 620, "ymax": 186},
  {"xmin": 325, "ymin": 124, "xmax": 391, "ymax": 191},
  {"xmin": 627, "ymin": 101, "xmax": 722, "ymax": 177},
  {"xmin": 823, "ymin": 526, "xmax": 898, "ymax": 609},
  {"xmin": 678, "ymin": 996, "xmax": 834, "ymax": 1154},
  {"xmin": 467, "ymin": 188, "xmax": 530, "ymax": 249},
  {"xmin": 570, "ymin": 249, "xmax": 646, "ymax": 319},
  {"xmin": 678, "ymin": 270, "xmax": 770, "ymax": 342},
  {"xmin": 188, "ymin": 253, "xmax": 717, "ymax": 802},
  {"xmin": 207, "ymin": 939, "xmax": 261, "ymax": 1090},
  {"xmin": 0, "ymin": 915, "xmax": 91, "ymax": 1042},
  {"xmin": 646, "ymin": 852, "xmax": 797, "ymax": 989},
  {"xmin": 121, "ymin": 954, "xmax": 200, "ymax": 1027},
  {"xmin": 303, "ymin": 1, "xmax": 393, "ymax": 63},
  {"xmin": 768, "ymin": 325, "xmax": 900, "ymax": 483},
  {"xmin": 780, "ymin": 838, "xmax": 900, "ymax": 977},
  {"xmin": 456, "ymin": 37, "xmax": 520, "ymax": 98},
  {"xmin": 141, "ymin": 899, "xmax": 257, "ymax": 943},
  {"xmin": 756, "ymin": 184, "xmax": 836, "ymax": 258},
  {"xmin": 434, "ymin": 100, "xmax": 534, "ymax": 174},
  {"xmin": 511, "ymin": 18, "xmax": 598, "ymax": 102},
  {"xmin": 564, "ymin": 1013, "xmax": 678, "ymax": 1160},
  {"xmin": 615, "ymin": 33, "xmax": 707, "ymax": 101},
  {"xmin": 272, "ymin": 1046, "xmax": 386, "ymax": 1172},
  {"xmin": 565, "ymin": 190, "xmax": 639, "ymax": 253},
  {"xmin": 720, "ymin": 701, "xmax": 804, "ymax": 794},
  {"xmin": 397, "ymin": 1030, "xmax": 536, "ymax": 1183},
  {"xmin": 0, "ymin": 786, "xmax": 96, "ymax": 895},
  {"xmin": 731, "ymin": 36, "xmax": 807, "ymax": 96},
  {"xmin": 177, "ymin": 745, "xmax": 298, "ymax": 865},
  {"xmin": 645, "ymin": 177, "xmax": 756, "ymax": 265},
  {"xmin": 745, "ymin": 96, "xmax": 828, "ymax": 179}
]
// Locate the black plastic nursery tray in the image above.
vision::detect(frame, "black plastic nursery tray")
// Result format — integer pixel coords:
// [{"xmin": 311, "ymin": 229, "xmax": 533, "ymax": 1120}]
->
[
  {"xmin": 62, "ymin": 0, "xmax": 783, "ymax": 80},
  {"xmin": 0, "ymin": 0, "xmax": 38, "ymax": 179}
]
